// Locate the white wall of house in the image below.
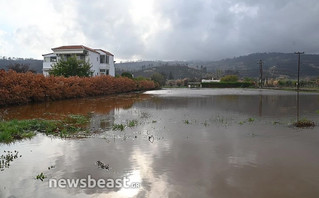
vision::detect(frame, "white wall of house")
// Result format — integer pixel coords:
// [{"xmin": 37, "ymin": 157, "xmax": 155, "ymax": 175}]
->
[
  {"xmin": 87, "ymin": 51, "xmax": 100, "ymax": 76},
  {"xmin": 109, "ymin": 55, "xmax": 115, "ymax": 76},
  {"xmin": 95, "ymin": 49, "xmax": 115, "ymax": 76},
  {"xmin": 43, "ymin": 46, "xmax": 115, "ymax": 77},
  {"xmin": 42, "ymin": 53, "xmax": 57, "ymax": 76}
]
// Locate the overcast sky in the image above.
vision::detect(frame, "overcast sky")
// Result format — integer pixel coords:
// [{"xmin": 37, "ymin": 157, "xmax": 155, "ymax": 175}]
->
[{"xmin": 0, "ymin": 0, "xmax": 318, "ymax": 61}]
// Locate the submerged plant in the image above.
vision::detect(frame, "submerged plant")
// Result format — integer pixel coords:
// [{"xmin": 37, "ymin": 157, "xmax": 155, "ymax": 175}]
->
[
  {"xmin": 36, "ymin": 172, "xmax": 46, "ymax": 181},
  {"xmin": 140, "ymin": 112, "xmax": 151, "ymax": 119},
  {"xmin": 127, "ymin": 120, "xmax": 138, "ymax": 128},
  {"xmin": 112, "ymin": 124, "xmax": 125, "ymax": 131},
  {"xmin": 239, "ymin": 117, "xmax": 255, "ymax": 125},
  {"xmin": 0, "ymin": 150, "xmax": 21, "ymax": 171},
  {"xmin": 96, "ymin": 161, "xmax": 109, "ymax": 170},
  {"xmin": 273, "ymin": 121, "xmax": 281, "ymax": 125},
  {"xmin": 202, "ymin": 120, "xmax": 209, "ymax": 127},
  {"xmin": 293, "ymin": 119, "xmax": 315, "ymax": 128}
]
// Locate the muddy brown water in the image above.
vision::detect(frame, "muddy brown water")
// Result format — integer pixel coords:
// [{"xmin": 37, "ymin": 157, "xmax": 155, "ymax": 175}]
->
[{"xmin": 1, "ymin": 88, "xmax": 319, "ymax": 198}]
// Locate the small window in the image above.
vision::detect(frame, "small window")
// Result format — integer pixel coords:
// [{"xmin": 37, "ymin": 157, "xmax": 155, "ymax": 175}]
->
[
  {"xmin": 106, "ymin": 56, "xmax": 109, "ymax": 64},
  {"xmin": 50, "ymin": 57, "xmax": 57, "ymax": 62},
  {"xmin": 100, "ymin": 55, "xmax": 106, "ymax": 63},
  {"xmin": 100, "ymin": 69, "xmax": 106, "ymax": 73},
  {"xmin": 106, "ymin": 69, "xmax": 109, "ymax": 75}
]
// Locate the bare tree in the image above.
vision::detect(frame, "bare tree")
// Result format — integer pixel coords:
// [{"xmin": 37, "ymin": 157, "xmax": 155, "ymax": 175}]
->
[{"xmin": 7, "ymin": 63, "xmax": 30, "ymax": 73}]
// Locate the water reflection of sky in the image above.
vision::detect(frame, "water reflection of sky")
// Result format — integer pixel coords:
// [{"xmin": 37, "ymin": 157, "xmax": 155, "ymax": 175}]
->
[{"xmin": 1, "ymin": 89, "xmax": 319, "ymax": 198}]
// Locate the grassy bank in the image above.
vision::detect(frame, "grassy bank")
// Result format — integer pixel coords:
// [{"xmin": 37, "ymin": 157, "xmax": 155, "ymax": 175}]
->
[{"xmin": 0, "ymin": 115, "xmax": 89, "ymax": 143}]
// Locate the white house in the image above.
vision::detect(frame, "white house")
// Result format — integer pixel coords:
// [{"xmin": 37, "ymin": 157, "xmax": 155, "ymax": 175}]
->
[
  {"xmin": 201, "ymin": 78, "xmax": 220, "ymax": 83},
  {"xmin": 42, "ymin": 45, "xmax": 115, "ymax": 77}
]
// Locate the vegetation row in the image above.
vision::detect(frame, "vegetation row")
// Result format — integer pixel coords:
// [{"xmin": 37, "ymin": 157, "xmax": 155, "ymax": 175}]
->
[
  {"xmin": 201, "ymin": 82, "xmax": 253, "ymax": 88},
  {"xmin": 0, "ymin": 70, "xmax": 157, "ymax": 106}
]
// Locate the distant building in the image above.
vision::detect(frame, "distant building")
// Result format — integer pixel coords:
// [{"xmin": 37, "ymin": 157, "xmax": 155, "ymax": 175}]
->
[
  {"xmin": 201, "ymin": 78, "xmax": 220, "ymax": 83},
  {"xmin": 42, "ymin": 45, "xmax": 115, "ymax": 77}
]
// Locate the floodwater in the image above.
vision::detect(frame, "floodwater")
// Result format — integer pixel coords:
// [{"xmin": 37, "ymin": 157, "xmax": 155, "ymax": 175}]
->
[{"xmin": 1, "ymin": 88, "xmax": 319, "ymax": 198}]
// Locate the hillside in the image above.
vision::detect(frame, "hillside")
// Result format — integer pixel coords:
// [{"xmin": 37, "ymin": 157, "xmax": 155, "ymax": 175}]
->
[
  {"xmin": 116, "ymin": 53, "xmax": 319, "ymax": 79},
  {"xmin": 118, "ymin": 65, "xmax": 211, "ymax": 80},
  {"xmin": 0, "ymin": 58, "xmax": 43, "ymax": 73},
  {"xmin": 198, "ymin": 53, "xmax": 319, "ymax": 78}
]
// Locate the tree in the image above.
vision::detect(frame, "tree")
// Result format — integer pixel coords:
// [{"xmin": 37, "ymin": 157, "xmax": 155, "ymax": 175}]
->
[
  {"xmin": 121, "ymin": 72, "xmax": 133, "ymax": 79},
  {"xmin": 151, "ymin": 72, "xmax": 166, "ymax": 86},
  {"xmin": 168, "ymin": 71, "xmax": 174, "ymax": 80},
  {"xmin": 49, "ymin": 56, "xmax": 92, "ymax": 77},
  {"xmin": 7, "ymin": 63, "xmax": 30, "ymax": 73},
  {"xmin": 220, "ymin": 75, "xmax": 238, "ymax": 82}
]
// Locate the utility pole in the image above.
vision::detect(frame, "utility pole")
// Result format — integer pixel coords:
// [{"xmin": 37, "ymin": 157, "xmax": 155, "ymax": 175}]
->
[
  {"xmin": 258, "ymin": 60, "xmax": 263, "ymax": 88},
  {"xmin": 294, "ymin": 52, "xmax": 304, "ymax": 91}
]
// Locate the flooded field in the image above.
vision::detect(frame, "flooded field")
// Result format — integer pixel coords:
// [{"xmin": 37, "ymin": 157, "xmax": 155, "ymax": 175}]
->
[{"xmin": 1, "ymin": 88, "xmax": 319, "ymax": 198}]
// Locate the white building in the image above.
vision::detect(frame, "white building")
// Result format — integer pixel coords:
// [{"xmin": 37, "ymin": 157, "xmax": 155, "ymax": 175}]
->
[
  {"xmin": 42, "ymin": 45, "xmax": 115, "ymax": 77},
  {"xmin": 201, "ymin": 78, "xmax": 220, "ymax": 83}
]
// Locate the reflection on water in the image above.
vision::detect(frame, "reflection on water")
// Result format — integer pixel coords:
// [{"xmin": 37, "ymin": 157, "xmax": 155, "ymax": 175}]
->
[
  {"xmin": 1, "ymin": 89, "xmax": 319, "ymax": 198},
  {"xmin": 0, "ymin": 93, "xmax": 152, "ymax": 120}
]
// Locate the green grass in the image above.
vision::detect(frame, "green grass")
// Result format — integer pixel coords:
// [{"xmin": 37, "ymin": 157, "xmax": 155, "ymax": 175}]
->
[
  {"xmin": 0, "ymin": 114, "xmax": 90, "ymax": 143},
  {"xmin": 127, "ymin": 120, "xmax": 138, "ymax": 128},
  {"xmin": 112, "ymin": 119, "xmax": 139, "ymax": 131},
  {"xmin": 112, "ymin": 124, "xmax": 125, "ymax": 131}
]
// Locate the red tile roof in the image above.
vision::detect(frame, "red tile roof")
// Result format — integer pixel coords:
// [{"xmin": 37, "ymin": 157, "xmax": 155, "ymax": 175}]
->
[
  {"xmin": 52, "ymin": 45, "xmax": 98, "ymax": 53},
  {"xmin": 51, "ymin": 45, "xmax": 114, "ymax": 56}
]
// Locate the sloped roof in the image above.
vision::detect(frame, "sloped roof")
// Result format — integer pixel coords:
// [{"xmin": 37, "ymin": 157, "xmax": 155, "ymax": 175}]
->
[
  {"xmin": 52, "ymin": 45, "xmax": 98, "ymax": 53},
  {"xmin": 42, "ymin": 53, "xmax": 56, "ymax": 57},
  {"xmin": 95, "ymin": 49, "xmax": 114, "ymax": 56}
]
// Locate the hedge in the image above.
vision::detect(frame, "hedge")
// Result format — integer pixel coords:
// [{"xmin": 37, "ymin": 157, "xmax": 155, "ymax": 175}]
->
[
  {"xmin": 201, "ymin": 82, "xmax": 253, "ymax": 88},
  {"xmin": 0, "ymin": 70, "xmax": 156, "ymax": 106}
]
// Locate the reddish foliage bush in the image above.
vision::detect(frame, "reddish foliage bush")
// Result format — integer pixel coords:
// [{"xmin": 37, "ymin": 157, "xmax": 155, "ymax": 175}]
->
[{"xmin": 0, "ymin": 70, "xmax": 156, "ymax": 106}]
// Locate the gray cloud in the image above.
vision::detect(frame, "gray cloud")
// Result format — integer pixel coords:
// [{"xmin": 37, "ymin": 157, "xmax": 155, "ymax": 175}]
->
[{"xmin": 1, "ymin": 0, "xmax": 319, "ymax": 60}]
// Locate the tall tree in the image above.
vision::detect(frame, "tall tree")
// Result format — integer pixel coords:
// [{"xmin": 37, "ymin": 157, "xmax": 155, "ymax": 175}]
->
[
  {"xmin": 49, "ymin": 56, "xmax": 92, "ymax": 77},
  {"xmin": 151, "ymin": 72, "xmax": 166, "ymax": 86}
]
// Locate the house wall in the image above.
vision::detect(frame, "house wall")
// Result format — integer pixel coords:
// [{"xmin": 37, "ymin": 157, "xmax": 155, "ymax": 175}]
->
[
  {"xmin": 109, "ymin": 55, "xmax": 115, "ymax": 76},
  {"xmin": 43, "ymin": 54, "xmax": 56, "ymax": 76},
  {"xmin": 87, "ymin": 51, "xmax": 100, "ymax": 76},
  {"xmin": 43, "ymin": 47, "xmax": 115, "ymax": 77}
]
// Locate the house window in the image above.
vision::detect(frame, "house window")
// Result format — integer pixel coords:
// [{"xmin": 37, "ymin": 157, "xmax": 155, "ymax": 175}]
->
[
  {"xmin": 100, "ymin": 55, "xmax": 109, "ymax": 64},
  {"xmin": 50, "ymin": 57, "xmax": 57, "ymax": 62},
  {"xmin": 100, "ymin": 55, "xmax": 106, "ymax": 63},
  {"xmin": 100, "ymin": 69, "xmax": 106, "ymax": 73},
  {"xmin": 106, "ymin": 55, "xmax": 109, "ymax": 64},
  {"xmin": 79, "ymin": 55, "xmax": 85, "ymax": 60},
  {"xmin": 106, "ymin": 69, "xmax": 109, "ymax": 75}
]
